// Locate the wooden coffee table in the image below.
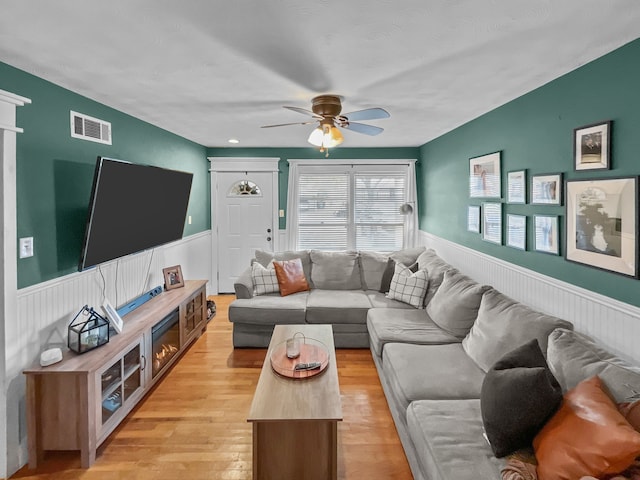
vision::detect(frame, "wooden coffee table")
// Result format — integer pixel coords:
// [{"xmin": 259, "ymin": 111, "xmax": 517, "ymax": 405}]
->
[{"xmin": 248, "ymin": 324, "xmax": 342, "ymax": 480}]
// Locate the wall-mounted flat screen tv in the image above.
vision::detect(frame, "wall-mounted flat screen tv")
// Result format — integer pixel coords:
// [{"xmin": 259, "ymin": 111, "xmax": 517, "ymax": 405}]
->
[{"xmin": 79, "ymin": 156, "xmax": 193, "ymax": 271}]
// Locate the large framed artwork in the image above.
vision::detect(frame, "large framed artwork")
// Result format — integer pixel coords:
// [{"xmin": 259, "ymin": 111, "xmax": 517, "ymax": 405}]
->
[
  {"xmin": 470, "ymin": 152, "xmax": 501, "ymax": 198},
  {"xmin": 573, "ymin": 121, "xmax": 611, "ymax": 171},
  {"xmin": 482, "ymin": 202, "xmax": 502, "ymax": 245},
  {"xmin": 565, "ymin": 177, "xmax": 638, "ymax": 277}
]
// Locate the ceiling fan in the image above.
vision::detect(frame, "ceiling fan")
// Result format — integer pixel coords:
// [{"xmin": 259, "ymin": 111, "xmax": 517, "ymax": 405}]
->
[{"xmin": 261, "ymin": 95, "xmax": 390, "ymax": 154}]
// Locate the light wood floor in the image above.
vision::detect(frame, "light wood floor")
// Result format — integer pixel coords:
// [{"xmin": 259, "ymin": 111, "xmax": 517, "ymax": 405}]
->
[{"xmin": 12, "ymin": 295, "xmax": 412, "ymax": 479}]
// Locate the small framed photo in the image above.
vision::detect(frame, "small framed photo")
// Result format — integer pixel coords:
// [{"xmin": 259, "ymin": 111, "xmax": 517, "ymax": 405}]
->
[
  {"xmin": 531, "ymin": 173, "xmax": 562, "ymax": 205},
  {"xmin": 467, "ymin": 205, "xmax": 481, "ymax": 233},
  {"xmin": 482, "ymin": 202, "xmax": 502, "ymax": 245},
  {"xmin": 534, "ymin": 215, "xmax": 560, "ymax": 255},
  {"xmin": 507, "ymin": 170, "xmax": 526, "ymax": 204},
  {"xmin": 163, "ymin": 265, "xmax": 185, "ymax": 290},
  {"xmin": 506, "ymin": 214, "xmax": 527, "ymax": 250},
  {"xmin": 469, "ymin": 151, "xmax": 501, "ymax": 198},
  {"xmin": 574, "ymin": 120, "xmax": 611, "ymax": 171},
  {"xmin": 565, "ymin": 177, "xmax": 637, "ymax": 277},
  {"xmin": 102, "ymin": 299, "xmax": 124, "ymax": 334}
]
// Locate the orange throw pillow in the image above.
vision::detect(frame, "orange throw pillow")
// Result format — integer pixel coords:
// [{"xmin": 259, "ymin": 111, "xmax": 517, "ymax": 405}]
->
[
  {"xmin": 533, "ymin": 376, "xmax": 640, "ymax": 480},
  {"xmin": 273, "ymin": 258, "xmax": 310, "ymax": 296}
]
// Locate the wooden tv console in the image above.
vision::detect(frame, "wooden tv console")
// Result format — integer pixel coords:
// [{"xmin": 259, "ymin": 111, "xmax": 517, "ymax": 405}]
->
[{"xmin": 24, "ymin": 280, "xmax": 208, "ymax": 468}]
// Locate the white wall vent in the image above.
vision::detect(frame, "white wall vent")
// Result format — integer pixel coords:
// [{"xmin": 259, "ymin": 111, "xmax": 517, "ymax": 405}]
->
[{"xmin": 70, "ymin": 111, "xmax": 112, "ymax": 145}]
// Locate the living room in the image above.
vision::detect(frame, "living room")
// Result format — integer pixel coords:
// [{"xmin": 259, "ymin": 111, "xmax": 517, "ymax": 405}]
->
[{"xmin": 2, "ymin": 2, "xmax": 640, "ymax": 479}]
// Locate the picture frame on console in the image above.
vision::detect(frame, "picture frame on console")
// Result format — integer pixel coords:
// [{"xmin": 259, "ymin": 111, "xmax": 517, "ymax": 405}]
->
[
  {"xmin": 163, "ymin": 265, "xmax": 185, "ymax": 290},
  {"xmin": 102, "ymin": 300, "xmax": 124, "ymax": 334},
  {"xmin": 469, "ymin": 152, "xmax": 501, "ymax": 198},
  {"xmin": 573, "ymin": 120, "xmax": 611, "ymax": 171},
  {"xmin": 565, "ymin": 177, "xmax": 637, "ymax": 277}
]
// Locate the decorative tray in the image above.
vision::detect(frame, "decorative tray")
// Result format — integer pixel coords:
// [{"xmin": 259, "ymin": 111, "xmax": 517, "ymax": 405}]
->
[{"xmin": 269, "ymin": 336, "xmax": 330, "ymax": 379}]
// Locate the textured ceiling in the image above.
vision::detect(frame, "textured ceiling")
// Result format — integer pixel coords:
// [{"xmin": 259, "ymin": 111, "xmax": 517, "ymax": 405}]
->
[{"xmin": 1, "ymin": 1, "xmax": 639, "ymax": 148}]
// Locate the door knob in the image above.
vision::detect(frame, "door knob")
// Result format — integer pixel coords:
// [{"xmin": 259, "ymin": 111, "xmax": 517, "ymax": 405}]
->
[
  {"xmin": 267, "ymin": 228, "xmax": 272, "ymax": 233},
  {"xmin": 267, "ymin": 237, "xmax": 272, "ymax": 242}
]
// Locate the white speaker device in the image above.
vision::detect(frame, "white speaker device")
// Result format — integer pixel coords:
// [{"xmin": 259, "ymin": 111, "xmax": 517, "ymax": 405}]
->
[{"xmin": 40, "ymin": 348, "xmax": 63, "ymax": 367}]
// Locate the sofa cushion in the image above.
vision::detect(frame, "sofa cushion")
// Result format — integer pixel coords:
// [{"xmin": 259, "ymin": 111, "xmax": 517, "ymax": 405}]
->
[
  {"xmin": 228, "ymin": 293, "xmax": 309, "ymax": 325},
  {"xmin": 547, "ymin": 328, "xmax": 640, "ymax": 402},
  {"xmin": 367, "ymin": 308, "xmax": 460, "ymax": 358},
  {"xmin": 365, "ymin": 291, "xmax": 416, "ymax": 309},
  {"xmin": 417, "ymin": 249, "xmax": 453, "ymax": 306},
  {"xmin": 426, "ymin": 270, "xmax": 489, "ymax": 339},
  {"xmin": 382, "ymin": 343, "xmax": 486, "ymax": 412},
  {"xmin": 273, "ymin": 258, "xmax": 310, "ymax": 296},
  {"xmin": 251, "ymin": 261, "xmax": 279, "ymax": 295},
  {"xmin": 310, "ymin": 250, "xmax": 362, "ymax": 290},
  {"xmin": 534, "ymin": 375, "xmax": 640, "ymax": 480},
  {"xmin": 255, "ymin": 249, "xmax": 313, "ymax": 287},
  {"xmin": 305, "ymin": 289, "xmax": 372, "ymax": 324},
  {"xmin": 407, "ymin": 399, "xmax": 503, "ymax": 480},
  {"xmin": 390, "ymin": 246, "xmax": 426, "ymax": 267},
  {"xmin": 462, "ymin": 288, "xmax": 573, "ymax": 372},
  {"xmin": 386, "ymin": 263, "xmax": 429, "ymax": 308},
  {"xmin": 359, "ymin": 250, "xmax": 390, "ymax": 291},
  {"xmin": 480, "ymin": 339, "xmax": 562, "ymax": 458}
]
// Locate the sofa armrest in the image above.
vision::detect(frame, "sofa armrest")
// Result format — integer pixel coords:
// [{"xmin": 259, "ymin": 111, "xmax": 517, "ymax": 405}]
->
[{"xmin": 234, "ymin": 266, "xmax": 254, "ymax": 299}]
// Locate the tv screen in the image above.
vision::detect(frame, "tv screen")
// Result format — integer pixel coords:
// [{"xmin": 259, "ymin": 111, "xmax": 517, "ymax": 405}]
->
[{"xmin": 79, "ymin": 157, "xmax": 193, "ymax": 271}]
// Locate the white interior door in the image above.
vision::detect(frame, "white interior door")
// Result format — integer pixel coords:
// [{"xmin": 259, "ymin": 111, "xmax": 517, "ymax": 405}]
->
[{"xmin": 216, "ymin": 171, "xmax": 275, "ymax": 293}]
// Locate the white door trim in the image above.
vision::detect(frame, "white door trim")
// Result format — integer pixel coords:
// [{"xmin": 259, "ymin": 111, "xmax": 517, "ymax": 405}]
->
[
  {"xmin": 0, "ymin": 88, "xmax": 31, "ymax": 478},
  {"xmin": 208, "ymin": 157, "xmax": 280, "ymax": 294}
]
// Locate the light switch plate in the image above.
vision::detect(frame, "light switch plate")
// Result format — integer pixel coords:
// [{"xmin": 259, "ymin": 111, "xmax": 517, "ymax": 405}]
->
[{"xmin": 19, "ymin": 237, "xmax": 34, "ymax": 258}]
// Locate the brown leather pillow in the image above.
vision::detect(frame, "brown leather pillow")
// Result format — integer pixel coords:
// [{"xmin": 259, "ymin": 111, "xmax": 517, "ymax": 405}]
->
[
  {"xmin": 533, "ymin": 376, "xmax": 640, "ymax": 480},
  {"xmin": 273, "ymin": 258, "xmax": 310, "ymax": 296},
  {"xmin": 619, "ymin": 400, "xmax": 640, "ymax": 432}
]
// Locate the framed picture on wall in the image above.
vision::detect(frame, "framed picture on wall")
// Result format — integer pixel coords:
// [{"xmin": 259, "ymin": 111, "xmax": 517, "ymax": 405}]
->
[
  {"xmin": 507, "ymin": 170, "xmax": 526, "ymax": 204},
  {"xmin": 482, "ymin": 202, "xmax": 502, "ymax": 244},
  {"xmin": 534, "ymin": 215, "xmax": 560, "ymax": 255},
  {"xmin": 467, "ymin": 205, "xmax": 481, "ymax": 233},
  {"xmin": 573, "ymin": 121, "xmax": 611, "ymax": 171},
  {"xmin": 565, "ymin": 177, "xmax": 637, "ymax": 277},
  {"xmin": 531, "ymin": 173, "xmax": 563, "ymax": 205},
  {"xmin": 469, "ymin": 152, "xmax": 501, "ymax": 198},
  {"xmin": 506, "ymin": 214, "xmax": 527, "ymax": 250}
]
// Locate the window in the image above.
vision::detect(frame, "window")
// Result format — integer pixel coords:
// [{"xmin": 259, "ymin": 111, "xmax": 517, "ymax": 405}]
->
[{"xmin": 289, "ymin": 161, "xmax": 415, "ymax": 251}]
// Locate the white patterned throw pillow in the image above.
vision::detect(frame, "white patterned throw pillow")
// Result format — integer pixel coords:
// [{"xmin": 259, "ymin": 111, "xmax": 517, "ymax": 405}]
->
[
  {"xmin": 386, "ymin": 263, "xmax": 429, "ymax": 308},
  {"xmin": 251, "ymin": 261, "xmax": 280, "ymax": 295}
]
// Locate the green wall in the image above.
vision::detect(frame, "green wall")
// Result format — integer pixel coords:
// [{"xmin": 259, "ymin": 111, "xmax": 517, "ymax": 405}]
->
[
  {"xmin": 0, "ymin": 62, "xmax": 209, "ymax": 289},
  {"xmin": 207, "ymin": 147, "xmax": 419, "ymax": 229},
  {"xmin": 419, "ymin": 38, "xmax": 640, "ymax": 307}
]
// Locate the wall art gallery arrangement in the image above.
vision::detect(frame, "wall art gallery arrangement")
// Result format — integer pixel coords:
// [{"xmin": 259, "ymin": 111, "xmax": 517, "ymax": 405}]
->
[{"xmin": 466, "ymin": 119, "xmax": 638, "ymax": 278}]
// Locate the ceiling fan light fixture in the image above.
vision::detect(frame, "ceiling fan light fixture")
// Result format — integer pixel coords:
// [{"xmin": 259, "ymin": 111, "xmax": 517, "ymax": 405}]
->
[{"xmin": 307, "ymin": 124, "xmax": 343, "ymax": 149}]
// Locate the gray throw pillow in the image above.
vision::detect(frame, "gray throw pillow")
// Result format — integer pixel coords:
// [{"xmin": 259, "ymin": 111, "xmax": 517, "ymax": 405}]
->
[
  {"xmin": 426, "ymin": 270, "xmax": 490, "ymax": 338},
  {"xmin": 481, "ymin": 339, "xmax": 562, "ymax": 458},
  {"xmin": 309, "ymin": 250, "xmax": 362, "ymax": 290},
  {"xmin": 462, "ymin": 288, "xmax": 573, "ymax": 372},
  {"xmin": 359, "ymin": 251, "xmax": 390, "ymax": 291},
  {"xmin": 417, "ymin": 249, "xmax": 453, "ymax": 306},
  {"xmin": 547, "ymin": 328, "xmax": 640, "ymax": 402},
  {"xmin": 255, "ymin": 249, "xmax": 312, "ymax": 287}
]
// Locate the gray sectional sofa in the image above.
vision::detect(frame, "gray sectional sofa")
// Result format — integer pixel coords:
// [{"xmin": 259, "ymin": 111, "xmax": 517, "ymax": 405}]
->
[{"xmin": 230, "ymin": 247, "xmax": 640, "ymax": 479}]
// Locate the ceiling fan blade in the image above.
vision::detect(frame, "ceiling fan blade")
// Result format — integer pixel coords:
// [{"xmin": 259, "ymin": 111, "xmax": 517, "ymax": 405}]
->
[
  {"xmin": 342, "ymin": 108, "xmax": 390, "ymax": 122},
  {"xmin": 261, "ymin": 121, "xmax": 317, "ymax": 128},
  {"xmin": 283, "ymin": 106, "xmax": 323, "ymax": 119},
  {"xmin": 342, "ymin": 122, "xmax": 384, "ymax": 136}
]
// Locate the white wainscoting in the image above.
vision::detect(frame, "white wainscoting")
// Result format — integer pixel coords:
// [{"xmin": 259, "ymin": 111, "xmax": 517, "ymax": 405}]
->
[
  {"xmin": 420, "ymin": 231, "xmax": 640, "ymax": 365},
  {"xmin": 8, "ymin": 230, "xmax": 212, "ymax": 472}
]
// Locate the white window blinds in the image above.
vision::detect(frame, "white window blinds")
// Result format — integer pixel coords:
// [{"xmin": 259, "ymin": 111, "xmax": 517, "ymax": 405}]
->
[{"xmin": 293, "ymin": 163, "xmax": 411, "ymax": 251}]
